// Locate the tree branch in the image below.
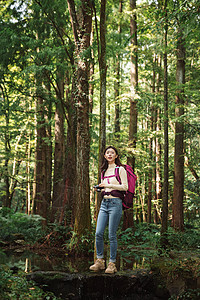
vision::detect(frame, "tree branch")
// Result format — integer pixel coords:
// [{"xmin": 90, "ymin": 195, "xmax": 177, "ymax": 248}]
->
[
  {"xmin": 67, "ymin": 0, "xmax": 80, "ymax": 48},
  {"xmin": 34, "ymin": 0, "xmax": 74, "ymax": 64}
]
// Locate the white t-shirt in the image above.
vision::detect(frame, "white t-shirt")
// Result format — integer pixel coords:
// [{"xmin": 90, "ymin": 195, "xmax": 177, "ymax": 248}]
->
[{"xmin": 101, "ymin": 163, "xmax": 128, "ymax": 198}]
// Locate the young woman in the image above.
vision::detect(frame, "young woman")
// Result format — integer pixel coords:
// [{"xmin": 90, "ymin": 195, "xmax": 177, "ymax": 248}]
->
[{"xmin": 90, "ymin": 146, "xmax": 128, "ymax": 274}]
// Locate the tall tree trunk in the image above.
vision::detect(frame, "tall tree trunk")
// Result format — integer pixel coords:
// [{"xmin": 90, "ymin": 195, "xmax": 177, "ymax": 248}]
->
[
  {"xmin": 26, "ymin": 134, "xmax": 31, "ymax": 215},
  {"xmin": 172, "ymin": 22, "xmax": 185, "ymax": 232},
  {"xmin": 155, "ymin": 56, "xmax": 162, "ymax": 224},
  {"xmin": 99, "ymin": 0, "xmax": 107, "ymax": 165},
  {"xmin": 147, "ymin": 106, "xmax": 154, "ymax": 224},
  {"xmin": 94, "ymin": 0, "xmax": 107, "ymax": 216},
  {"xmin": 114, "ymin": 57, "xmax": 120, "ymax": 137},
  {"xmin": 124, "ymin": 0, "xmax": 138, "ymax": 230},
  {"xmin": 44, "ymin": 83, "xmax": 52, "ymax": 220},
  {"xmin": 147, "ymin": 56, "xmax": 156, "ymax": 224},
  {"xmin": 67, "ymin": 0, "xmax": 92, "ymax": 236},
  {"xmin": 63, "ymin": 75, "xmax": 77, "ymax": 226},
  {"xmin": 52, "ymin": 73, "xmax": 65, "ymax": 222},
  {"xmin": 128, "ymin": 0, "xmax": 138, "ymax": 170},
  {"xmin": 152, "ymin": 55, "xmax": 159, "ymax": 224},
  {"xmin": 1, "ymin": 84, "xmax": 11, "ymax": 208},
  {"xmin": 114, "ymin": 0, "xmax": 122, "ymax": 138},
  {"xmin": 161, "ymin": 0, "xmax": 169, "ymax": 240},
  {"xmin": 89, "ymin": 26, "xmax": 95, "ymax": 115},
  {"xmin": 32, "ymin": 34, "xmax": 50, "ymax": 223},
  {"xmin": 147, "ymin": 131, "xmax": 152, "ymax": 224},
  {"xmin": 33, "ymin": 90, "xmax": 48, "ymax": 223}
]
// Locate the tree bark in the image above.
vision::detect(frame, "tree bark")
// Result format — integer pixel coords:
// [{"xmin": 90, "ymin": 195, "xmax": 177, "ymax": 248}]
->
[
  {"xmin": 128, "ymin": 0, "xmax": 138, "ymax": 170},
  {"xmin": 124, "ymin": 0, "xmax": 138, "ymax": 230},
  {"xmin": 1, "ymin": 83, "xmax": 11, "ymax": 208},
  {"xmin": 99, "ymin": 0, "xmax": 107, "ymax": 167},
  {"xmin": 161, "ymin": 0, "xmax": 169, "ymax": 239},
  {"xmin": 44, "ymin": 85, "xmax": 52, "ymax": 220},
  {"xmin": 52, "ymin": 73, "xmax": 65, "ymax": 222},
  {"xmin": 147, "ymin": 55, "xmax": 157, "ymax": 224},
  {"xmin": 155, "ymin": 56, "xmax": 162, "ymax": 224},
  {"xmin": 114, "ymin": 57, "xmax": 120, "ymax": 136},
  {"xmin": 67, "ymin": 0, "xmax": 92, "ymax": 236},
  {"xmin": 172, "ymin": 22, "xmax": 185, "ymax": 232},
  {"xmin": 64, "ymin": 75, "xmax": 77, "ymax": 226},
  {"xmin": 26, "ymin": 134, "xmax": 31, "ymax": 215},
  {"xmin": 33, "ymin": 91, "xmax": 48, "ymax": 223},
  {"xmin": 94, "ymin": 0, "xmax": 107, "ymax": 216},
  {"xmin": 114, "ymin": 0, "xmax": 122, "ymax": 138},
  {"xmin": 32, "ymin": 33, "xmax": 51, "ymax": 223},
  {"xmin": 89, "ymin": 26, "xmax": 95, "ymax": 115}
]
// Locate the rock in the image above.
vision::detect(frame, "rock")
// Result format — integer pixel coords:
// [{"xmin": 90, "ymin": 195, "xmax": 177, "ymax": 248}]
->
[{"xmin": 26, "ymin": 270, "xmax": 170, "ymax": 300}]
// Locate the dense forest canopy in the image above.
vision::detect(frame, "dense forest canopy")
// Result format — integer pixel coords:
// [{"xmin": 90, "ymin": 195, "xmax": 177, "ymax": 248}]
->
[{"xmin": 0, "ymin": 0, "xmax": 200, "ymax": 238}]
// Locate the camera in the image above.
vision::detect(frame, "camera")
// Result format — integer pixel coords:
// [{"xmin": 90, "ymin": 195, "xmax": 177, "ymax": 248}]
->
[{"xmin": 93, "ymin": 185, "xmax": 103, "ymax": 192}]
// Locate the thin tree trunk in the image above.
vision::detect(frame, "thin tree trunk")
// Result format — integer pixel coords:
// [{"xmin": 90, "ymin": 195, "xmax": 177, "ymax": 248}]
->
[
  {"xmin": 147, "ymin": 140, "xmax": 152, "ymax": 224},
  {"xmin": 172, "ymin": 22, "xmax": 185, "ymax": 232},
  {"xmin": 33, "ymin": 90, "xmax": 48, "ymax": 223},
  {"xmin": 63, "ymin": 75, "xmax": 77, "ymax": 226},
  {"xmin": 155, "ymin": 56, "xmax": 162, "ymax": 224},
  {"xmin": 9, "ymin": 160, "xmax": 22, "ymax": 205},
  {"xmin": 124, "ymin": 0, "xmax": 138, "ymax": 230},
  {"xmin": 26, "ymin": 134, "xmax": 31, "ymax": 215},
  {"xmin": 114, "ymin": 0, "xmax": 122, "ymax": 138},
  {"xmin": 52, "ymin": 73, "xmax": 65, "ymax": 222},
  {"xmin": 161, "ymin": 0, "xmax": 169, "ymax": 239},
  {"xmin": 44, "ymin": 81, "xmax": 52, "ymax": 219},
  {"xmin": 128, "ymin": 0, "xmax": 138, "ymax": 170},
  {"xmin": 95, "ymin": 0, "xmax": 107, "ymax": 216},
  {"xmin": 89, "ymin": 26, "xmax": 95, "ymax": 115},
  {"xmin": 147, "ymin": 55, "xmax": 157, "ymax": 224},
  {"xmin": 114, "ymin": 57, "xmax": 120, "ymax": 136},
  {"xmin": 152, "ymin": 55, "xmax": 158, "ymax": 224},
  {"xmin": 185, "ymin": 154, "xmax": 199, "ymax": 180},
  {"xmin": 1, "ymin": 83, "xmax": 11, "ymax": 208}
]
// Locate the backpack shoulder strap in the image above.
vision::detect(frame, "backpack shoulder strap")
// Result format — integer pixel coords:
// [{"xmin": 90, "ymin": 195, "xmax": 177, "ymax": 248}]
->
[
  {"xmin": 101, "ymin": 170, "xmax": 105, "ymax": 180},
  {"xmin": 115, "ymin": 166, "xmax": 121, "ymax": 184}
]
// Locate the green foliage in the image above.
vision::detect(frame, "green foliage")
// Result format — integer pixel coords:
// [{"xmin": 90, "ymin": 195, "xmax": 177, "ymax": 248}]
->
[
  {"xmin": 118, "ymin": 223, "xmax": 200, "ymax": 267},
  {"xmin": 0, "ymin": 208, "xmax": 46, "ymax": 243},
  {"xmin": 118, "ymin": 223, "xmax": 160, "ymax": 264},
  {"xmin": 151, "ymin": 255, "xmax": 200, "ymax": 298},
  {"xmin": 64, "ymin": 229, "xmax": 94, "ymax": 255},
  {"xmin": 165, "ymin": 227, "xmax": 200, "ymax": 251},
  {"xmin": 0, "ymin": 266, "xmax": 60, "ymax": 300},
  {"xmin": 169, "ymin": 289, "xmax": 200, "ymax": 300}
]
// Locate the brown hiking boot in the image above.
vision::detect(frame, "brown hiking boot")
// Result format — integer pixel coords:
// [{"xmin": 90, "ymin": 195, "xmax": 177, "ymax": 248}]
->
[
  {"xmin": 105, "ymin": 262, "xmax": 117, "ymax": 274},
  {"xmin": 89, "ymin": 258, "xmax": 105, "ymax": 271}
]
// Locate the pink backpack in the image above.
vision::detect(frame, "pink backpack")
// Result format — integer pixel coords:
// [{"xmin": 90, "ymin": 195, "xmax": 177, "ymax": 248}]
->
[{"xmin": 101, "ymin": 165, "xmax": 137, "ymax": 209}]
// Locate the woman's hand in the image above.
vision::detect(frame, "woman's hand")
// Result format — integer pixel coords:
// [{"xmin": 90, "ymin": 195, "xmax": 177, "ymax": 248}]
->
[{"xmin": 99, "ymin": 183, "xmax": 107, "ymax": 188}]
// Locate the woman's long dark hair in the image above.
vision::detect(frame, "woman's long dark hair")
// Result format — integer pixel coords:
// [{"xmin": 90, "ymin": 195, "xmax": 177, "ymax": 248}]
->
[{"xmin": 100, "ymin": 146, "xmax": 123, "ymax": 173}]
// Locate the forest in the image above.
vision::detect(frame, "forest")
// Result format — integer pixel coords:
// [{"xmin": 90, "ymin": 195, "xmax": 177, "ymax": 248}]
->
[{"xmin": 0, "ymin": 0, "xmax": 200, "ymax": 299}]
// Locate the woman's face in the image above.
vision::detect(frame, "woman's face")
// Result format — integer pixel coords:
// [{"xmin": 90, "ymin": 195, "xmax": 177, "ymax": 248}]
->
[{"xmin": 104, "ymin": 148, "xmax": 118, "ymax": 164}]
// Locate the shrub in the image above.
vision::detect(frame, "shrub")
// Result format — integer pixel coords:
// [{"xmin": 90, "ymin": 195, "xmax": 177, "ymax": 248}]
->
[
  {"xmin": 0, "ymin": 207, "xmax": 46, "ymax": 243},
  {"xmin": 0, "ymin": 266, "xmax": 61, "ymax": 300}
]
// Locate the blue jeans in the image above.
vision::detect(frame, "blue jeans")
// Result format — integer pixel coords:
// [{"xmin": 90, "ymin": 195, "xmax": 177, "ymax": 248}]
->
[{"xmin": 95, "ymin": 198, "xmax": 122, "ymax": 263}]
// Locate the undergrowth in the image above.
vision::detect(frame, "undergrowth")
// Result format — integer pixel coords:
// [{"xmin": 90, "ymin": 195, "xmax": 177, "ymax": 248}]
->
[
  {"xmin": 1, "ymin": 207, "xmax": 200, "ymax": 257},
  {"xmin": 0, "ymin": 207, "xmax": 46, "ymax": 243},
  {"xmin": 0, "ymin": 266, "xmax": 61, "ymax": 300}
]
